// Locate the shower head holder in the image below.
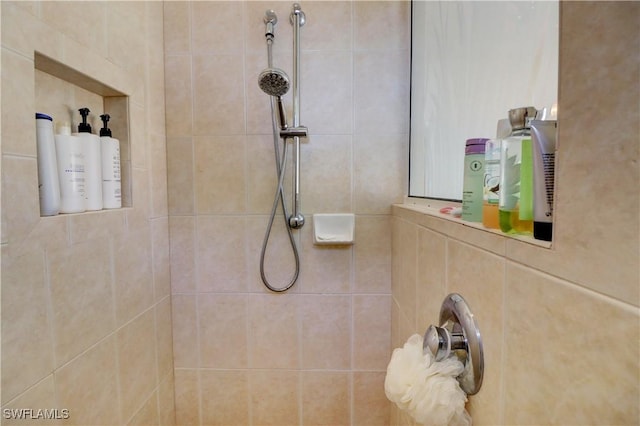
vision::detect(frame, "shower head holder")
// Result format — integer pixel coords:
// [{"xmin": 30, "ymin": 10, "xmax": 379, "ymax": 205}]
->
[{"xmin": 423, "ymin": 293, "xmax": 484, "ymax": 395}]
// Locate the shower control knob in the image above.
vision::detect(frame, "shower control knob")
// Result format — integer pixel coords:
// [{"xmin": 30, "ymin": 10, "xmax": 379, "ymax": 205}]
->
[{"xmin": 424, "ymin": 325, "xmax": 451, "ymax": 361}]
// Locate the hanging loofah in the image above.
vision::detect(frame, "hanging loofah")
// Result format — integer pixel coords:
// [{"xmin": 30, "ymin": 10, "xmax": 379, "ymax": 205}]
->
[{"xmin": 385, "ymin": 334, "xmax": 472, "ymax": 426}]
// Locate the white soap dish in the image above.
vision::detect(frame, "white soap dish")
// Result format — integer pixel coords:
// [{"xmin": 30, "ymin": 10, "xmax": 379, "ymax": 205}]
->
[{"xmin": 312, "ymin": 214, "xmax": 355, "ymax": 246}]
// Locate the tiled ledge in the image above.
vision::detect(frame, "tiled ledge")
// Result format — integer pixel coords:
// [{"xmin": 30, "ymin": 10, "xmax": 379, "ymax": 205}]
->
[{"xmin": 393, "ymin": 198, "xmax": 552, "ymax": 257}]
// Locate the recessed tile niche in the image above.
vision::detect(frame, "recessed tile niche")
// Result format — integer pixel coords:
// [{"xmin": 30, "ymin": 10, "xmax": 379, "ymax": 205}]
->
[{"xmin": 34, "ymin": 52, "xmax": 132, "ymax": 211}]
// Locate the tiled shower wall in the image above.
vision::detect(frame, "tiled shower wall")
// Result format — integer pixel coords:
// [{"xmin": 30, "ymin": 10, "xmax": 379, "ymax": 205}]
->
[
  {"xmin": 391, "ymin": 2, "xmax": 640, "ymax": 425},
  {"xmin": 1, "ymin": 1, "xmax": 175, "ymax": 424},
  {"xmin": 163, "ymin": 1, "xmax": 408, "ymax": 424}
]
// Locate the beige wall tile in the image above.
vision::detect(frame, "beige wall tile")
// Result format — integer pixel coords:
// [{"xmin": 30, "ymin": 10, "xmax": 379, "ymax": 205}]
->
[
  {"xmin": 127, "ymin": 391, "xmax": 159, "ymax": 426},
  {"xmin": 354, "ymin": 133, "xmax": 407, "ymax": 214},
  {"xmin": 192, "ymin": 54, "xmax": 245, "ymax": 136},
  {"xmin": 249, "ymin": 370, "xmax": 300, "ymax": 426},
  {"xmin": 169, "ymin": 215, "xmax": 196, "ymax": 293},
  {"xmin": 301, "ymin": 51, "xmax": 353, "ymax": 134},
  {"xmin": 1, "ymin": 2, "xmax": 63, "ymax": 60},
  {"xmin": 114, "ymin": 229, "xmax": 154, "ymax": 326},
  {"xmin": 2, "ymin": 156, "xmax": 40, "ymax": 245},
  {"xmin": 194, "ymin": 135, "xmax": 246, "ymax": 214},
  {"xmin": 353, "ymin": 371, "xmax": 391, "ymax": 426},
  {"xmin": 68, "ymin": 209, "xmax": 126, "ymax": 245},
  {"xmin": 158, "ymin": 374, "xmax": 177, "ymax": 426},
  {"xmin": 246, "ymin": 134, "xmax": 283, "ymax": 214},
  {"xmin": 300, "ymin": 295, "xmax": 351, "ymax": 369},
  {"xmin": 249, "ymin": 294, "xmax": 300, "ymax": 369},
  {"xmin": 198, "ymin": 293, "xmax": 248, "ymax": 369},
  {"xmin": 1, "ymin": 250, "xmax": 54, "ymax": 404},
  {"xmin": 164, "ymin": 56, "xmax": 193, "ymax": 138},
  {"xmin": 504, "ymin": 263, "xmax": 639, "ymax": 425},
  {"xmin": 171, "ymin": 295, "xmax": 198, "ymax": 368},
  {"xmin": 354, "ymin": 215, "xmax": 392, "ymax": 294},
  {"xmin": 151, "ymin": 217, "xmax": 171, "ymax": 301},
  {"xmin": 173, "ymin": 369, "xmax": 200, "ymax": 426},
  {"xmin": 191, "ymin": 2, "xmax": 244, "ymax": 54},
  {"xmin": 166, "ymin": 137, "xmax": 194, "ymax": 215},
  {"xmin": 353, "ymin": 295, "xmax": 391, "ymax": 370},
  {"xmin": 163, "ymin": 2, "xmax": 191, "ymax": 55},
  {"xmin": 200, "ymin": 370, "xmax": 249, "ymax": 425},
  {"xmin": 354, "ymin": 50, "xmax": 409, "ymax": 135},
  {"xmin": 415, "ymin": 227, "xmax": 447, "ymax": 331},
  {"xmin": 55, "ymin": 336, "xmax": 120, "ymax": 426},
  {"xmin": 150, "ymin": 133, "xmax": 169, "ymax": 219},
  {"xmin": 117, "ymin": 309, "xmax": 158, "ymax": 422},
  {"xmin": 299, "ymin": 223, "xmax": 352, "ymax": 294},
  {"xmin": 1, "ymin": 375, "xmax": 60, "ymax": 426},
  {"xmin": 155, "ymin": 296, "xmax": 175, "ymax": 380},
  {"xmin": 301, "ymin": 2, "xmax": 352, "ymax": 51},
  {"xmin": 391, "ymin": 217, "xmax": 417, "ymax": 326},
  {"xmin": 41, "ymin": 1, "xmax": 107, "ymax": 54},
  {"xmin": 48, "ymin": 240, "xmax": 115, "ymax": 366},
  {"xmin": 129, "ymin": 103, "xmax": 148, "ymax": 169},
  {"xmin": 354, "ymin": 1, "xmax": 409, "ymax": 51},
  {"xmin": 302, "ymin": 371, "xmax": 350, "ymax": 426},
  {"xmin": 299, "ymin": 134, "xmax": 352, "ymax": 213},
  {"xmin": 196, "ymin": 216, "xmax": 248, "ymax": 292}
]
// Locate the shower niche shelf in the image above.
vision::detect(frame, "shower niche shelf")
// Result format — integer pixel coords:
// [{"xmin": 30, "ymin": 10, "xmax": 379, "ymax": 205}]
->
[{"xmin": 34, "ymin": 52, "xmax": 132, "ymax": 212}]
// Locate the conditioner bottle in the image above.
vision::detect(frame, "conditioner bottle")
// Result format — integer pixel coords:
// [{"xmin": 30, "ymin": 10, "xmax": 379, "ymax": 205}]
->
[{"xmin": 99, "ymin": 114, "xmax": 122, "ymax": 209}]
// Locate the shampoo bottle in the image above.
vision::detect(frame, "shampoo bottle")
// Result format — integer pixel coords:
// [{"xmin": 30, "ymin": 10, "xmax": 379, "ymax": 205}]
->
[
  {"xmin": 99, "ymin": 114, "xmax": 122, "ymax": 209},
  {"xmin": 74, "ymin": 108, "xmax": 103, "ymax": 211},
  {"xmin": 35, "ymin": 113, "xmax": 61, "ymax": 216},
  {"xmin": 55, "ymin": 122, "xmax": 86, "ymax": 213},
  {"xmin": 498, "ymin": 107, "xmax": 537, "ymax": 234},
  {"xmin": 462, "ymin": 138, "xmax": 487, "ymax": 222}
]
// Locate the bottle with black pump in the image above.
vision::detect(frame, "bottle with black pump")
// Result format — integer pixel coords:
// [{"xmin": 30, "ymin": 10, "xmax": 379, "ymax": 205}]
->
[
  {"xmin": 74, "ymin": 108, "xmax": 103, "ymax": 210},
  {"xmin": 99, "ymin": 114, "xmax": 121, "ymax": 209}
]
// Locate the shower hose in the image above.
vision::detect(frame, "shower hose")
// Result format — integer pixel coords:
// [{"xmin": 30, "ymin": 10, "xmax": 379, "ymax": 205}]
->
[{"xmin": 259, "ymin": 90, "xmax": 301, "ymax": 292}]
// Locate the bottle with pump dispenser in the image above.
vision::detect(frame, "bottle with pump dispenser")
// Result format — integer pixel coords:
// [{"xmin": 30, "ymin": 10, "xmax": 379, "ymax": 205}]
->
[
  {"xmin": 498, "ymin": 107, "xmax": 537, "ymax": 234},
  {"xmin": 74, "ymin": 108, "xmax": 103, "ymax": 211},
  {"xmin": 99, "ymin": 114, "xmax": 122, "ymax": 209},
  {"xmin": 55, "ymin": 122, "xmax": 86, "ymax": 213},
  {"xmin": 35, "ymin": 113, "xmax": 61, "ymax": 216}
]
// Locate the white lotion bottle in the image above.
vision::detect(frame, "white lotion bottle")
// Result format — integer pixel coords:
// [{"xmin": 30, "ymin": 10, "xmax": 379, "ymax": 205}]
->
[
  {"xmin": 35, "ymin": 113, "xmax": 61, "ymax": 216},
  {"xmin": 74, "ymin": 108, "xmax": 103, "ymax": 211},
  {"xmin": 55, "ymin": 122, "xmax": 86, "ymax": 213},
  {"xmin": 99, "ymin": 114, "xmax": 121, "ymax": 209}
]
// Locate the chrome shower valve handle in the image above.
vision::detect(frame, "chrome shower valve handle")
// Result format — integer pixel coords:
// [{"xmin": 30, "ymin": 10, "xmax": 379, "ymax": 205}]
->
[{"xmin": 422, "ymin": 293, "xmax": 484, "ymax": 395}]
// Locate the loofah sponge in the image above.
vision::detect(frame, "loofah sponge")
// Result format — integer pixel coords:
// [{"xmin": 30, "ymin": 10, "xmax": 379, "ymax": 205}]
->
[{"xmin": 385, "ymin": 334, "xmax": 472, "ymax": 426}]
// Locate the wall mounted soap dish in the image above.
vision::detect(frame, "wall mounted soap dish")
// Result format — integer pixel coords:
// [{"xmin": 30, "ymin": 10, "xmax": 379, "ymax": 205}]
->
[{"xmin": 312, "ymin": 214, "xmax": 354, "ymax": 245}]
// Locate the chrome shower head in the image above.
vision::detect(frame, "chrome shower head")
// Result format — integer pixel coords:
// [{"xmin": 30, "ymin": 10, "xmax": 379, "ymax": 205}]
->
[{"xmin": 258, "ymin": 68, "xmax": 290, "ymax": 97}]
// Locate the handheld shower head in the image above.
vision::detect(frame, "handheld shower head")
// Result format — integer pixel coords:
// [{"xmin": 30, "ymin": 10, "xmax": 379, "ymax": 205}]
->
[
  {"xmin": 258, "ymin": 68, "xmax": 290, "ymax": 97},
  {"xmin": 259, "ymin": 68, "xmax": 290, "ymax": 130}
]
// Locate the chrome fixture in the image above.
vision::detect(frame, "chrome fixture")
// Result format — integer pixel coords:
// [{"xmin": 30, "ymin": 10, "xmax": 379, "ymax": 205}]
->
[
  {"xmin": 258, "ymin": 5, "xmax": 308, "ymax": 292},
  {"xmin": 423, "ymin": 293, "xmax": 484, "ymax": 395}
]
